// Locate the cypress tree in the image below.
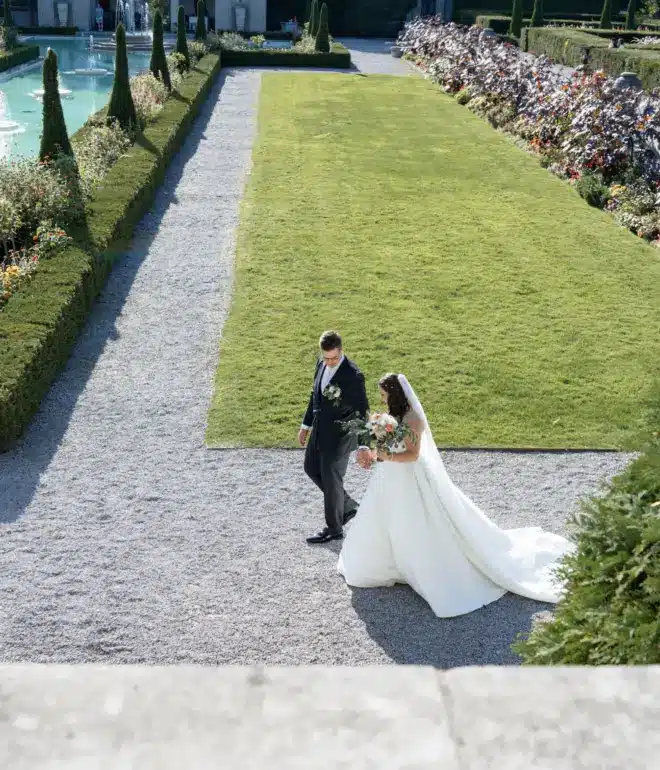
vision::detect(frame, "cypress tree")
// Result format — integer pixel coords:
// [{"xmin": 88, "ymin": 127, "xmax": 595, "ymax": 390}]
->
[
  {"xmin": 175, "ymin": 5, "xmax": 190, "ymax": 68},
  {"xmin": 600, "ymin": 0, "xmax": 613, "ymax": 29},
  {"xmin": 530, "ymin": 0, "xmax": 543, "ymax": 27},
  {"xmin": 39, "ymin": 48, "xmax": 72, "ymax": 161},
  {"xmin": 149, "ymin": 9, "xmax": 171, "ymax": 90},
  {"xmin": 3, "ymin": 0, "xmax": 14, "ymax": 28},
  {"xmin": 315, "ymin": 3, "xmax": 330, "ymax": 53},
  {"xmin": 508, "ymin": 0, "xmax": 523, "ymax": 38},
  {"xmin": 194, "ymin": 0, "xmax": 206, "ymax": 40},
  {"xmin": 625, "ymin": 0, "xmax": 636, "ymax": 29},
  {"xmin": 309, "ymin": 0, "xmax": 319, "ymax": 38},
  {"xmin": 107, "ymin": 24, "xmax": 137, "ymax": 130}
]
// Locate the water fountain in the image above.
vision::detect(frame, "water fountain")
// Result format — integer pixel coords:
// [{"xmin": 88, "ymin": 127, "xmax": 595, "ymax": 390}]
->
[{"xmin": 91, "ymin": 0, "xmax": 161, "ymax": 51}]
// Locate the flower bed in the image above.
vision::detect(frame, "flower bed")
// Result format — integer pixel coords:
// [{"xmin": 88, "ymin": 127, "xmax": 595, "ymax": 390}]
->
[
  {"xmin": 399, "ymin": 20, "xmax": 660, "ymax": 245},
  {"xmin": 0, "ymin": 44, "xmax": 39, "ymax": 72},
  {"xmin": 0, "ymin": 52, "xmax": 223, "ymax": 451},
  {"xmin": 214, "ymin": 31, "xmax": 351, "ymax": 68}
]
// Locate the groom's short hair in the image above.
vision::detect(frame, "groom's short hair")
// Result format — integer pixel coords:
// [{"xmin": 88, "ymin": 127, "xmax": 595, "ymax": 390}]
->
[{"xmin": 320, "ymin": 330, "xmax": 342, "ymax": 351}]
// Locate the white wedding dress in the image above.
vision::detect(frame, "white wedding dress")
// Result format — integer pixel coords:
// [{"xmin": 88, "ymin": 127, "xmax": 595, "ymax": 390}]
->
[{"xmin": 337, "ymin": 375, "xmax": 575, "ymax": 618}]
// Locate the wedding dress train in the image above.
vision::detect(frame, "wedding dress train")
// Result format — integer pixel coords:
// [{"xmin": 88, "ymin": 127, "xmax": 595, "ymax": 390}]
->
[{"xmin": 337, "ymin": 375, "xmax": 574, "ymax": 618}]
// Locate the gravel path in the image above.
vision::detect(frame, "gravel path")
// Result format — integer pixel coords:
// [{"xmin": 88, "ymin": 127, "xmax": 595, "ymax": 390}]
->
[{"xmin": 0, "ymin": 53, "xmax": 632, "ymax": 668}]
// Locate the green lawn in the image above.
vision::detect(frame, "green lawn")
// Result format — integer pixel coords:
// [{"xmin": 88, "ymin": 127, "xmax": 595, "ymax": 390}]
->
[{"xmin": 206, "ymin": 74, "xmax": 660, "ymax": 449}]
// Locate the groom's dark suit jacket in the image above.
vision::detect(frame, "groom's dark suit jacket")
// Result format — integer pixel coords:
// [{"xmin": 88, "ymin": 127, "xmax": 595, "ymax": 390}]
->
[{"xmin": 303, "ymin": 357, "xmax": 369, "ymax": 454}]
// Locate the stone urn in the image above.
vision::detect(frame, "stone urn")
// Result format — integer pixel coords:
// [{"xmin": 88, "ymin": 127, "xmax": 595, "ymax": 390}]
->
[
  {"xmin": 233, "ymin": 2, "xmax": 246, "ymax": 32},
  {"xmin": 390, "ymin": 45, "xmax": 402, "ymax": 58},
  {"xmin": 57, "ymin": 1, "xmax": 69, "ymax": 26},
  {"xmin": 614, "ymin": 71, "xmax": 643, "ymax": 91}
]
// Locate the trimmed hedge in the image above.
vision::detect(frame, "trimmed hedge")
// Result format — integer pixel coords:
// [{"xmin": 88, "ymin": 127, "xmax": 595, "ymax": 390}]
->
[
  {"xmin": 18, "ymin": 26, "xmax": 78, "ymax": 34},
  {"xmin": 525, "ymin": 27, "xmax": 660, "ymax": 89},
  {"xmin": 0, "ymin": 53, "xmax": 223, "ymax": 452},
  {"xmin": 220, "ymin": 43, "xmax": 351, "ymax": 68},
  {"xmin": 0, "ymin": 44, "xmax": 39, "ymax": 72}
]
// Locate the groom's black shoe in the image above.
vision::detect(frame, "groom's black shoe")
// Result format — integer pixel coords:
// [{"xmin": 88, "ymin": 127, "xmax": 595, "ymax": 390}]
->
[
  {"xmin": 306, "ymin": 527, "xmax": 344, "ymax": 544},
  {"xmin": 343, "ymin": 509, "xmax": 358, "ymax": 525}
]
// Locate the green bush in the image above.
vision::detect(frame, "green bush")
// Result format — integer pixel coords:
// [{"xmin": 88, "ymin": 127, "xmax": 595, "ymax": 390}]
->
[
  {"xmin": 18, "ymin": 26, "xmax": 77, "ymax": 34},
  {"xmin": 175, "ymin": 5, "xmax": 190, "ymax": 69},
  {"xmin": 315, "ymin": 2, "xmax": 330, "ymax": 53},
  {"xmin": 219, "ymin": 44, "xmax": 351, "ymax": 68},
  {"xmin": 194, "ymin": 0, "xmax": 206, "ymax": 41},
  {"xmin": 39, "ymin": 48, "xmax": 73, "ymax": 161},
  {"xmin": 0, "ymin": 53, "xmax": 223, "ymax": 452},
  {"xmin": 0, "ymin": 43, "xmax": 38, "ymax": 72},
  {"xmin": 600, "ymin": 0, "xmax": 613, "ymax": 29},
  {"xmin": 309, "ymin": 0, "xmax": 319, "ymax": 38},
  {"xmin": 509, "ymin": 0, "xmax": 523, "ymax": 37},
  {"xmin": 150, "ymin": 9, "xmax": 171, "ymax": 90},
  {"xmin": 3, "ymin": 0, "xmax": 14, "ymax": 29},
  {"xmin": 107, "ymin": 24, "xmax": 137, "ymax": 130},
  {"xmin": 530, "ymin": 0, "xmax": 544, "ymax": 27},
  {"xmin": 625, "ymin": 0, "xmax": 636, "ymax": 30},
  {"xmin": 575, "ymin": 172, "xmax": 611, "ymax": 208},
  {"xmin": 514, "ymin": 429, "xmax": 660, "ymax": 665}
]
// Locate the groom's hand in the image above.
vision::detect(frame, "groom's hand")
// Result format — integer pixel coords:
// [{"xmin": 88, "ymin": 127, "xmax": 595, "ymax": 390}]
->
[{"xmin": 298, "ymin": 428, "xmax": 310, "ymax": 447}]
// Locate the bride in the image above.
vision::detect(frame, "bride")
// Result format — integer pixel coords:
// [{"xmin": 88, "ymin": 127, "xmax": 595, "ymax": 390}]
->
[{"xmin": 337, "ymin": 373, "xmax": 575, "ymax": 618}]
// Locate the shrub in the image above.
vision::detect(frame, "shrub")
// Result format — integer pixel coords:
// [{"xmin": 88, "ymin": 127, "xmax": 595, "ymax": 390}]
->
[
  {"xmin": 130, "ymin": 72, "xmax": 168, "ymax": 128},
  {"xmin": 188, "ymin": 39, "xmax": 208, "ymax": 63},
  {"xmin": 3, "ymin": 0, "xmax": 14, "ymax": 30},
  {"xmin": 150, "ymin": 8, "xmax": 171, "ymax": 91},
  {"xmin": 39, "ymin": 48, "xmax": 73, "ymax": 162},
  {"xmin": 315, "ymin": 3, "xmax": 330, "ymax": 53},
  {"xmin": 175, "ymin": 5, "xmax": 190, "ymax": 69},
  {"xmin": 575, "ymin": 171, "xmax": 611, "ymax": 208},
  {"xmin": 107, "ymin": 24, "xmax": 137, "ymax": 130},
  {"xmin": 509, "ymin": 0, "xmax": 523, "ymax": 38},
  {"xmin": 309, "ymin": 0, "xmax": 319, "ymax": 38},
  {"xmin": 194, "ymin": 0, "xmax": 206, "ymax": 41},
  {"xmin": 514, "ymin": 430, "xmax": 660, "ymax": 665},
  {"xmin": 72, "ymin": 120, "xmax": 132, "ymax": 198},
  {"xmin": 455, "ymin": 86, "xmax": 473, "ymax": 105},
  {"xmin": 167, "ymin": 51, "xmax": 188, "ymax": 76},
  {"xmin": 600, "ymin": 0, "xmax": 613, "ymax": 29},
  {"xmin": 626, "ymin": 0, "xmax": 636, "ymax": 30},
  {"xmin": 530, "ymin": 0, "xmax": 544, "ymax": 27},
  {"xmin": 213, "ymin": 31, "xmax": 251, "ymax": 51}
]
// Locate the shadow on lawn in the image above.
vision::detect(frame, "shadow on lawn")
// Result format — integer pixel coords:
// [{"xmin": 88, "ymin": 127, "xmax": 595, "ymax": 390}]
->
[{"xmin": 0, "ymin": 70, "xmax": 235, "ymax": 524}]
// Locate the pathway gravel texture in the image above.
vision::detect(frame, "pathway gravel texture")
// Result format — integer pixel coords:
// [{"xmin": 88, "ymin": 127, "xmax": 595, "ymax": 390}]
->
[{"xmin": 0, "ymin": 47, "xmax": 631, "ymax": 668}]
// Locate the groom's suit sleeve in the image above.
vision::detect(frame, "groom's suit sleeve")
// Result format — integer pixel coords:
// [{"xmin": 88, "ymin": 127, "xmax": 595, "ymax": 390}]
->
[{"xmin": 301, "ymin": 359, "xmax": 321, "ymax": 430}]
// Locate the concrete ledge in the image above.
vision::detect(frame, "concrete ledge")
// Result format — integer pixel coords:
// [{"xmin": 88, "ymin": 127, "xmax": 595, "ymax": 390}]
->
[{"xmin": 1, "ymin": 665, "xmax": 659, "ymax": 769}]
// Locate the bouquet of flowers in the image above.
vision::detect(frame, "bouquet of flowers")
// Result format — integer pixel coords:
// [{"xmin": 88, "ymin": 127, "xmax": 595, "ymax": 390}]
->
[{"xmin": 341, "ymin": 411, "xmax": 416, "ymax": 454}]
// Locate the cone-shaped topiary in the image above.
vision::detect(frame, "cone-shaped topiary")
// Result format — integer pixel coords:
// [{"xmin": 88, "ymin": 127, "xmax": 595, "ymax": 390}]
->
[
  {"xmin": 315, "ymin": 2, "xmax": 330, "ymax": 53},
  {"xmin": 39, "ymin": 48, "xmax": 72, "ymax": 161},
  {"xmin": 149, "ymin": 9, "xmax": 171, "ymax": 90},
  {"xmin": 530, "ymin": 0, "xmax": 543, "ymax": 27},
  {"xmin": 194, "ymin": 0, "xmax": 206, "ymax": 40},
  {"xmin": 309, "ymin": 0, "xmax": 319, "ymax": 38},
  {"xmin": 175, "ymin": 5, "xmax": 190, "ymax": 68},
  {"xmin": 625, "ymin": 0, "xmax": 636, "ymax": 29},
  {"xmin": 107, "ymin": 24, "xmax": 137, "ymax": 130},
  {"xmin": 3, "ymin": 0, "xmax": 14, "ymax": 28},
  {"xmin": 600, "ymin": 0, "xmax": 613, "ymax": 29},
  {"xmin": 508, "ymin": 0, "xmax": 523, "ymax": 38}
]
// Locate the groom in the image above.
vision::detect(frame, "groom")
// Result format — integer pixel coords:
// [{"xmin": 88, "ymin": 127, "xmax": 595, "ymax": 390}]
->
[{"xmin": 299, "ymin": 331, "xmax": 370, "ymax": 544}]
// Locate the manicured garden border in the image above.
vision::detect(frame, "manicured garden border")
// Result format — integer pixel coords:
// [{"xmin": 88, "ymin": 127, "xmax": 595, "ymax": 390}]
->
[
  {"xmin": 524, "ymin": 27, "xmax": 660, "ymax": 90},
  {"xmin": 220, "ymin": 43, "xmax": 351, "ymax": 68},
  {"xmin": 19, "ymin": 26, "xmax": 78, "ymax": 35},
  {"xmin": 0, "ymin": 53, "xmax": 222, "ymax": 451},
  {"xmin": 0, "ymin": 45, "xmax": 40, "ymax": 73}
]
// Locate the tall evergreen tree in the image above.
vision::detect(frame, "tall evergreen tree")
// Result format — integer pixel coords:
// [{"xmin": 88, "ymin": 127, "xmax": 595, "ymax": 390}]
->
[
  {"xmin": 39, "ymin": 48, "xmax": 72, "ymax": 161},
  {"xmin": 508, "ymin": 0, "xmax": 524, "ymax": 38},
  {"xmin": 149, "ymin": 9, "xmax": 171, "ymax": 90},
  {"xmin": 107, "ymin": 24, "xmax": 137, "ymax": 130},
  {"xmin": 3, "ymin": 0, "xmax": 14, "ymax": 28},
  {"xmin": 600, "ymin": 0, "xmax": 613, "ymax": 29},
  {"xmin": 315, "ymin": 2, "xmax": 330, "ymax": 52},
  {"xmin": 309, "ymin": 0, "xmax": 319, "ymax": 38},
  {"xmin": 194, "ymin": 0, "xmax": 206, "ymax": 40},
  {"xmin": 175, "ymin": 5, "xmax": 190, "ymax": 68},
  {"xmin": 625, "ymin": 0, "xmax": 636, "ymax": 29},
  {"xmin": 530, "ymin": 0, "xmax": 544, "ymax": 27}
]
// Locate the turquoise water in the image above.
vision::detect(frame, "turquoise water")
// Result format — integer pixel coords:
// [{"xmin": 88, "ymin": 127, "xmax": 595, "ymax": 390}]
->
[{"xmin": 0, "ymin": 37, "xmax": 151, "ymax": 160}]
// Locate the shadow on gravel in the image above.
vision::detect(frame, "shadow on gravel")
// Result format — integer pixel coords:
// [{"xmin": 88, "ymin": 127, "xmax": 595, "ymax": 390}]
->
[
  {"xmin": 351, "ymin": 587, "xmax": 549, "ymax": 667},
  {"xmin": 0, "ymin": 71, "xmax": 235, "ymax": 525}
]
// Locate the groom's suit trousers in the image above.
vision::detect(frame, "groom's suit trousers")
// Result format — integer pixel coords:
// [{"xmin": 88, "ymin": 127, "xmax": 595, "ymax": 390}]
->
[{"xmin": 304, "ymin": 429, "xmax": 358, "ymax": 535}]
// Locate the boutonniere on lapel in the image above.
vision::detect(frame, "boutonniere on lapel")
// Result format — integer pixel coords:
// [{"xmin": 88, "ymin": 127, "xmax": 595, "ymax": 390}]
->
[{"xmin": 322, "ymin": 384, "xmax": 342, "ymax": 406}]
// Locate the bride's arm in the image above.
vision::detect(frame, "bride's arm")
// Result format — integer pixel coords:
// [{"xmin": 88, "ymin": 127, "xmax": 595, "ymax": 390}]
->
[{"xmin": 378, "ymin": 416, "xmax": 423, "ymax": 464}]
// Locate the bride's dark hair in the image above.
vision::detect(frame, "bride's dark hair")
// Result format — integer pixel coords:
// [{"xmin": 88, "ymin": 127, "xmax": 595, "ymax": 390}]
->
[{"xmin": 379, "ymin": 373, "xmax": 410, "ymax": 422}]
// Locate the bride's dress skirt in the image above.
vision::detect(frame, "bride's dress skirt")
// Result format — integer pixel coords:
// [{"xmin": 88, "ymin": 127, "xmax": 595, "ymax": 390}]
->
[{"xmin": 337, "ymin": 451, "xmax": 574, "ymax": 618}]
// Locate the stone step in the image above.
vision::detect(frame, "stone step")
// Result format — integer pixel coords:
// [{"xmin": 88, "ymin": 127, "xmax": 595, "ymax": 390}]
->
[{"xmin": 1, "ymin": 664, "xmax": 658, "ymax": 768}]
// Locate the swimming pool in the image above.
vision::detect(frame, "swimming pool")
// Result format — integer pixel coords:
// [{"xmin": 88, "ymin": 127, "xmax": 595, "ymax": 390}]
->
[{"xmin": 0, "ymin": 37, "xmax": 151, "ymax": 160}]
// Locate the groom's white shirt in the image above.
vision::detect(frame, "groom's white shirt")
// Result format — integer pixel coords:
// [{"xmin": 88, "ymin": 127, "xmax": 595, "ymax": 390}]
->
[{"xmin": 301, "ymin": 356, "xmax": 344, "ymax": 430}]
